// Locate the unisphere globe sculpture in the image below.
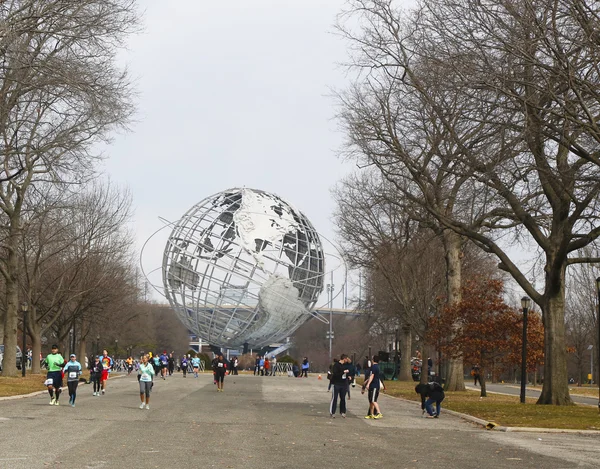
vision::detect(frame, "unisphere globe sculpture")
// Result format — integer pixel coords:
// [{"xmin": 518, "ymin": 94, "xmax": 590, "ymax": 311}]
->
[{"xmin": 162, "ymin": 188, "xmax": 325, "ymax": 349}]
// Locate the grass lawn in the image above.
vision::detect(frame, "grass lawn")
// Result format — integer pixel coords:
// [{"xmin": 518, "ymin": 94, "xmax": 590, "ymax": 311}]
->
[
  {"xmin": 568, "ymin": 386, "xmax": 600, "ymax": 398},
  {"xmin": 0, "ymin": 374, "xmax": 47, "ymax": 397},
  {"xmin": 369, "ymin": 380, "xmax": 600, "ymax": 431},
  {"xmin": 0, "ymin": 370, "xmax": 95, "ymax": 398}
]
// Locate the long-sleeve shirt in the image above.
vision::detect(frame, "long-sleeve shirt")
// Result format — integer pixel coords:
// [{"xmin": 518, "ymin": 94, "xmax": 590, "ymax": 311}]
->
[
  {"xmin": 330, "ymin": 361, "xmax": 347, "ymax": 385},
  {"xmin": 138, "ymin": 363, "xmax": 155, "ymax": 382},
  {"xmin": 45, "ymin": 353, "xmax": 65, "ymax": 372},
  {"xmin": 63, "ymin": 361, "xmax": 82, "ymax": 382}
]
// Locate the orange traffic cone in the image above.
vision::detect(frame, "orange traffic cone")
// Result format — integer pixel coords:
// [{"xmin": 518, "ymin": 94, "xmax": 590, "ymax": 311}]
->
[{"xmin": 318, "ymin": 374, "xmax": 322, "ymax": 380}]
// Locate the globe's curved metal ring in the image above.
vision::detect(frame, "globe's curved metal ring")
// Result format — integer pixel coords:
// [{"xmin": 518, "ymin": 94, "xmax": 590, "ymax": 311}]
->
[{"xmin": 141, "ymin": 188, "xmax": 346, "ymax": 349}]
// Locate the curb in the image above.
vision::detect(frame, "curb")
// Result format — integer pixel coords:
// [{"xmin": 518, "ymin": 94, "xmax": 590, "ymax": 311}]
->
[
  {"xmin": 382, "ymin": 392, "xmax": 600, "ymax": 435},
  {"xmin": 0, "ymin": 373, "xmax": 127, "ymax": 402}
]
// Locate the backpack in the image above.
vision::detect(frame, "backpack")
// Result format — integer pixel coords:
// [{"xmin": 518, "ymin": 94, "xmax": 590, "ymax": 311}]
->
[{"xmin": 429, "ymin": 382, "xmax": 443, "ymax": 393}]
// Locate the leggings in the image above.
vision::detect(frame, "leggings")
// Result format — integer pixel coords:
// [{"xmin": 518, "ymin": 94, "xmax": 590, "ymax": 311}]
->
[
  {"xmin": 91, "ymin": 375, "xmax": 101, "ymax": 392},
  {"xmin": 301, "ymin": 369, "xmax": 308, "ymax": 377},
  {"xmin": 139, "ymin": 381, "xmax": 152, "ymax": 398},
  {"xmin": 67, "ymin": 381, "xmax": 79, "ymax": 402}
]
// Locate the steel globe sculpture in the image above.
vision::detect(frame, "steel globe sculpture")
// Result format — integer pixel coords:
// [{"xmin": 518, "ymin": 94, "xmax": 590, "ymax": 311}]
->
[{"xmin": 162, "ymin": 188, "xmax": 325, "ymax": 349}]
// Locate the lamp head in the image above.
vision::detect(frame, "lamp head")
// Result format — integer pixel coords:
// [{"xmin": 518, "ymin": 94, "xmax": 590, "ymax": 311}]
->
[
  {"xmin": 21, "ymin": 302, "xmax": 28, "ymax": 312},
  {"xmin": 521, "ymin": 296, "xmax": 531, "ymax": 310}
]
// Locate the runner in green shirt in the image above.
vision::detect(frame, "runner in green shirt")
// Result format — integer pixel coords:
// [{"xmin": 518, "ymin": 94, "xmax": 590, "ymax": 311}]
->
[{"xmin": 44, "ymin": 345, "xmax": 65, "ymax": 405}]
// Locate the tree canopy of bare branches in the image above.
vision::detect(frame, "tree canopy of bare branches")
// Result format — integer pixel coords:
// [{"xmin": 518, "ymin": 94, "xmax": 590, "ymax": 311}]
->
[
  {"xmin": 336, "ymin": 0, "xmax": 600, "ymax": 404},
  {"xmin": 0, "ymin": 0, "xmax": 140, "ymax": 375}
]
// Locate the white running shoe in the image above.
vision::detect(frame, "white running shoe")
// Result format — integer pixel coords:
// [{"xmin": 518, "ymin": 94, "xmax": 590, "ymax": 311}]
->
[
  {"xmin": 145, "ymin": 404, "xmax": 150, "ymax": 410},
  {"xmin": 50, "ymin": 398, "xmax": 56, "ymax": 406},
  {"xmin": 139, "ymin": 403, "xmax": 145, "ymax": 409},
  {"xmin": 101, "ymin": 389, "xmax": 105, "ymax": 395}
]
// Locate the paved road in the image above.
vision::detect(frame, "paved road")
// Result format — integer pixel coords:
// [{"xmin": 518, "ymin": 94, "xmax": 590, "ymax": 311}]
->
[
  {"xmin": 1, "ymin": 374, "xmax": 599, "ymax": 469},
  {"xmin": 467, "ymin": 383, "xmax": 600, "ymax": 406}
]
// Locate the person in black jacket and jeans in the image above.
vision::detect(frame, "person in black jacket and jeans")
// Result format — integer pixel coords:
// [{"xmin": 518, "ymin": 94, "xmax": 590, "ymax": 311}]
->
[
  {"xmin": 425, "ymin": 381, "xmax": 445, "ymax": 418},
  {"xmin": 329, "ymin": 354, "xmax": 350, "ymax": 418}
]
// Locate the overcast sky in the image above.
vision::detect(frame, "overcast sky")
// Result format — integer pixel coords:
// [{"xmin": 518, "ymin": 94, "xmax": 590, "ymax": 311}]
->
[{"xmin": 101, "ymin": 0, "xmax": 394, "ymax": 303}]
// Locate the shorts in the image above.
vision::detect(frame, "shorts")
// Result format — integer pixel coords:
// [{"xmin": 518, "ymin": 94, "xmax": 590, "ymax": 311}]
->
[
  {"xmin": 101, "ymin": 370, "xmax": 109, "ymax": 381},
  {"xmin": 139, "ymin": 380, "xmax": 152, "ymax": 396},
  {"xmin": 47, "ymin": 371, "xmax": 63, "ymax": 388},
  {"xmin": 215, "ymin": 371, "xmax": 225, "ymax": 382},
  {"xmin": 368, "ymin": 387, "xmax": 380, "ymax": 403}
]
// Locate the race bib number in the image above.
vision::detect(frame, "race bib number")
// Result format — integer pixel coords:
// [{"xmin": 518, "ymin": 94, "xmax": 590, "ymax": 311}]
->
[
  {"xmin": 69, "ymin": 372, "xmax": 77, "ymax": 379},
  {"xmin": 218, "ymin": 363, "xmax": 223, "ymax": 368},
  {"xmin": 141, "ymin": 373, "xmax": 150, "ymax": 380}
]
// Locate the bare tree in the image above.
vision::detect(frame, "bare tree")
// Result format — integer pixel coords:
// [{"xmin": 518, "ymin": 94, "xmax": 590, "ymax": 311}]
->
[
  {"xmin": 565, "ymin": 253, "xmax": 599, "ymax": 385},
  {"xmin": 0, "ymin": 1, "xmax": 139, "ymax": 375},
  {"xmin": 332, "ymin": 171, "xmax": 447, "ymax": 381},
  {"xmin": 19, "ymin": 181, "xmax": 134, "ymax": 372},
  {"xmin": 336, "ymin": 0, "xmax": 600, "ymax": 404}
]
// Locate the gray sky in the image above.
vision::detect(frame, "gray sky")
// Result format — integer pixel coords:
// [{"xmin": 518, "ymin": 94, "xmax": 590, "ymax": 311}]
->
[{"xmin": 101, "ymin": 0, "xmax": 369, "ymax": 303}]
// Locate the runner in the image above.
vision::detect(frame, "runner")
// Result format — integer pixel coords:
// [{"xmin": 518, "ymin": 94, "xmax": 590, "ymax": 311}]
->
[
  {"xmin": 168, "ymin": 353, "xmax": 175, "ymax": 376},
  {"xmin": 181, "ymin": 354, "xmax": 188, "ymax": 378},
  {"xmin": 152, "ymin": 353, "xmax": 161, "ymax": 377},
  {"xmin": 100, "ymin": 349, "xmax": 113, "ymax": 395},
  {"xmin": 191, "ymin": 355, "xmax": 200, "ymax": 378},
  {"xmin": 89, "ymin": 356, "xmax": 103, "ymax": 396},
  {"xmin": 213, "ymin": 353, "xmax": 227, "ymax": 392},
  {"xmin": 44, "ymin": 344, "xmax": 65, "ymax": 406},
  {"xmin": 126, "ymin": 356, "xmax": 134, "ymax": 375},
  {"xmin": 137, "ymin": 354, "xmax": 155, "ymax": 410},
  {"xmin": 63, "ymin": 354, "xmax": 82, "ymax": 407},
  {"xmin": 362, "ymin": 355, "xmax": 383, "ymax": 419},
  {"xmin": 159, "ymin": 350, "xmax": 168, "ymax": 380}
]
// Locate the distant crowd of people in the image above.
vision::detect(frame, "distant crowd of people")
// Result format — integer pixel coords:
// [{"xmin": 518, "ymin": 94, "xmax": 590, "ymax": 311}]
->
[{"xmin": 41, "ymin": 345, "xmax": 444, "ymax": 421}]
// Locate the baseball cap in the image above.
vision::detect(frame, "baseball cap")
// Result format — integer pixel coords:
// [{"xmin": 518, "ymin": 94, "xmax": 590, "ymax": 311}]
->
[
  {"xmin": 51, "ymin": 344, "xmax": 58, "ymax": 349},
  {"xmin": 70, "ymin": 354, "xmax": 76, "ymax": 358}
]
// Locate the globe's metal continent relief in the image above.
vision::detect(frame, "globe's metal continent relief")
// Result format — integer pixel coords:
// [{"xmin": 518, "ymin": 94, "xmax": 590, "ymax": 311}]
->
[{"xmin": 163, "ymin": 188, "xmax": 325, "ymax": 349}]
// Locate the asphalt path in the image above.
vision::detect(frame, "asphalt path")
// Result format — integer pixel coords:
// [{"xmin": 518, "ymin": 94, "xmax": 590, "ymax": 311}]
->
[
  {"xmin": 1, "ymin": 373, "xmax": 599, "ymax": 469},
  {"xmin": 466, "ymin": 382, "xmax": 600, "ymax": 406}
]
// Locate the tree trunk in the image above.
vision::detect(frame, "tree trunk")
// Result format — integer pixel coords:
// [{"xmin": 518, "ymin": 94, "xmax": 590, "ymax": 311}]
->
[
  {"xmin": 442, "ymin": 230, "xmax": 465, "ymax": 391},
  {"xmin": 29, "ymin": 319, "xmax": 42, "ymax": 375},
  {"xmin": 79, "ymin": 337, "xmax": 87, "ymax": 370},
  {"xmin": 537, "ymin": 261, "xmax": 572, "ymax": 405},
  {"xmin": 1, "ymin": 245, "xmax": 20, "ymax": 377},
  {"xmin": 0, "ymin": 309, "xmax": 4, "ymax": 343},
  {"xmin": 480, "ymin": 367, "xmax": 487, "ymax": 397},
  {"xmin": 399, "ymin": 324, "xmax": 412, "ymax": 380}
]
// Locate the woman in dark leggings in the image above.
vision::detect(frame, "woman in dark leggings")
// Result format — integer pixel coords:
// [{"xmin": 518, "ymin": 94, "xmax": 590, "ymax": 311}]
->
[
  {"xmin": 89, "ymin": 356, "xmax": 103, "ymax": 396},
  {"xmin": 64, "ymin": 354, "xmax": 82, "ymax": 407},
  {"xmin": 214, "ymin": 353, "xmax": 227, "ymax": 392}
]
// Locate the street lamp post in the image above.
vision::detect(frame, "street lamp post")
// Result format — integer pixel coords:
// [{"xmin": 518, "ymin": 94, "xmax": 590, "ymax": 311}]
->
[
  {"xmin": 326, "ymin": 282, "xmax": 334, "ymax": 361},
  {"xmin": 587, "ymin": 345, "xmax": 594, "ymax": 385},
  {"xmin": 21, "ymin": 303, "xmax": 27, "ymax": 377},
  {"xmin": 115, "ymin": 339, "xmax": 118, "ymax": 359},
  {"xmin": 596, "ymin": 277, "xmax": 600, "ymax": 413},
  {"xmin": 95, "ymin": 334, "xmax": 100, "ymax": 358},
  {"xmin": 520, "ymin": 296, "xmax": 532, "ymax": 404}
]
